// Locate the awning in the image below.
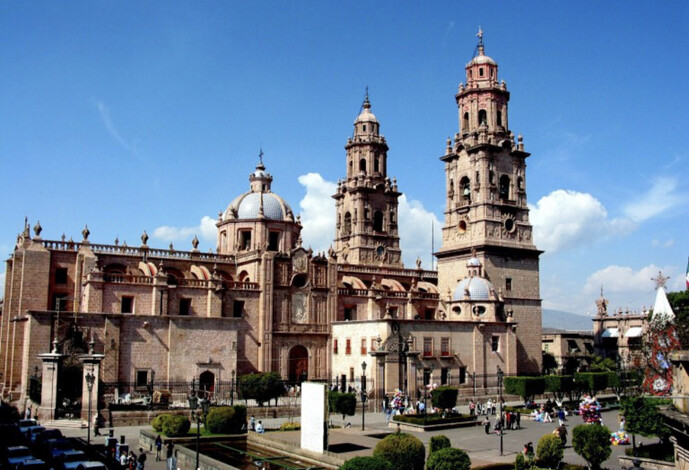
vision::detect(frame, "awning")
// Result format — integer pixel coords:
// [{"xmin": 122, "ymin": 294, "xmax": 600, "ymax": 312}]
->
[
  {"xmin": 625, "ymin": 327, "xmax": 643, "ymax": 338},
  {"xmin": 601, "ymin": 328, "xmax": 619, "ymax": 338}
]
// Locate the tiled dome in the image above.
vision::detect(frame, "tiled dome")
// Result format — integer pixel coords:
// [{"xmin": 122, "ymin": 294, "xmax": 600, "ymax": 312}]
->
[
  {"xmin": 226, "ymin": 191, "xmax": 292, "ymax": 221},
  {"xmin": 452, "ymin": 277, "xmax": 495, "ymax": 301}
]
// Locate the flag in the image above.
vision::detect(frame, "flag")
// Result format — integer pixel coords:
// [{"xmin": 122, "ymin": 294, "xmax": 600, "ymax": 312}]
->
[{"xmin": 686, "ymin": 256, "xmax": 689, "ymax": 290}]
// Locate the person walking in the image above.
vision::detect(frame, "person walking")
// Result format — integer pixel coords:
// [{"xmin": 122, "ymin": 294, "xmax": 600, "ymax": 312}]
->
[
  {"xmin": 249, "ymin": 415, "xmax": 256, "ymax": 431},
  {"xmin": 165, "ymin": 442, "xmax": 175, "ymax": 470},
  {"xmin": 557, "ymin": 425, "xmax": 568, "ymax": 448},
  {"xmin": 557, "ymin": 408, "xmax": 566, "ymax": 426},
  {"xmin": 154, "ymin": 435, "xmax": 162, "ymax": 461},
  {"xmin": 469, "ymin": 400, "xmax": 475, "ymax": 416},
  {"xmin": 120, "ymin": 451, "xmax": 128, "ymax": 470},
  {"xmin": 137, "ymin": 448, "xmax": 147, "ymax": 470},
  {"xmin": 483, "ymin": 415, "xmax": 491, "ymax": 434}
]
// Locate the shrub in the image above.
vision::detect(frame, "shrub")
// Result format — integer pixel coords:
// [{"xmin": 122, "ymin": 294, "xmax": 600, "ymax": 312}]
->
[
  {"xmin": 205, "ymin": 405, "xmax": 246, "ymax": 434},
  {"xmin": 620, "ymin": 397, "xmax": 670, "ymax": 442},
  {"xmin": 151, "ymin": 414, "xmax": 172, "ymax": 432},
  {"xmin": 279, "ymin": 422, "xmax": 301, "ymax": 431},
  {"xmin": 339, "ymin": 456, "xmax": 393, "ymax": 470},
  {"xmin": 430, "ymin": 386, "xmax": 459, "ymax": 410},
  {"xmin": 426, "ymin": 447, "xmax": 471, "ymax": 470},
  {"xmin": 329, "ymin": 392, "xmax": 357, "ymax": 420},
  {"xmin": 163, "ymin": 415, "xmax": 191, "ymax": 437},
  {"xmin": 504, "ymin": 377, "xmax": 545, "ymax": 402},
  {"xmin": 238, "ymin": 372, "xmax": 285, "ymax": 406},
  {"xmin": 544, "ymin": 375, "xmax": 574, "ymax": 402},
  {"xmin": 514, "ymin": 453, "xmax": 526, "ymax": 470},
  {"xmin": 429, "ymin": 435, "xmax": 451, "ymax": 455},
  {"xmin": 574, "ymin": 372, "xmax": 609, "ymax": 395},
  {"xmin": 372, "ymin": 433, "xmax": 425, "ymax": 470},
  {"xmin": 392, "ymin": 414, "xmax": 473, "ymax": 425},
  {"xmin": 537, "ymin": 434, "xmax": 564, "ymax": 469},
  {"xmin": 572, "ymin": 424, "xmax": 611, "ymax": 470}
]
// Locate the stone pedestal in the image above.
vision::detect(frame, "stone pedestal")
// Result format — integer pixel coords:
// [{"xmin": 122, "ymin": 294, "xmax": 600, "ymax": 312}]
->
[{"xmin": 37, "ymin": 346, "xmax": 64, "ymax": 421}]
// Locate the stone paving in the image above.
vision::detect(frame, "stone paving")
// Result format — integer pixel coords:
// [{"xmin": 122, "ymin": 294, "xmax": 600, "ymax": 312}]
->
[{"xmin": 55, "ymin": 403, "xmax": 640, "ymax": 469}]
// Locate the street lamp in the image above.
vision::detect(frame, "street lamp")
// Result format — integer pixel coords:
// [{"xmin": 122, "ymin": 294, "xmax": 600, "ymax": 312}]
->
[
  {"xmin": 85, "ymin": 371, "xmax": 96, "ymax": 452},
  {"xmin": 231, "ymin": 370, "xmax": 235, "ymax": 406},
  {"xmin": 361, "ymin": 361, "xmax": 367, "ymax": 431},
  {"xmin": 188, "ymin": 389, "xmax": 211, "ymax": 470},
  {"xmin": 497, "ymin": 366, "xmax": 505, "ymax": 456}
]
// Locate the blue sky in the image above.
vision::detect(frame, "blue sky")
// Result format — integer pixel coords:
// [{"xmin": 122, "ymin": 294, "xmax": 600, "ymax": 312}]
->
[{"xmin": 1, "ymin": 2, "xmax": 687, "ymax": 317}]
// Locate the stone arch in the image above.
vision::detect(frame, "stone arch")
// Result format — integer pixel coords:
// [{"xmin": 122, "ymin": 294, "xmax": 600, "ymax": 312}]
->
[
  {"xmin": 199, "ymin": 370, "xmax": 215, "ymax": 398},
  {"xmin": 499, "ymin": 174, "xmax": 511, "ymax": 199},
  {"xmin": 238, "ymin": 270, "xmax": 251, "ymax": 282},
  {"xmin": 343, "ymin": 212, "xmax": 352, "ymax": 236},
  {"xmin": 288, "ymin": 345, "xmax": 309, "ymax": 383},
  {"xmin": 373, "ymin": 211, "xmax": 384, "ymax": 232}
]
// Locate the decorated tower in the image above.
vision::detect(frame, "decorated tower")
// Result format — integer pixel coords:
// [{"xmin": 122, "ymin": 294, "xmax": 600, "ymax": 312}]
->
[
  {"xmin": 333, "ymin": 93, "xmax": 403, "ymax": 267},
  {"xmin": 436, "ymin": 31, "xmax": 543, "ymax": 373}
]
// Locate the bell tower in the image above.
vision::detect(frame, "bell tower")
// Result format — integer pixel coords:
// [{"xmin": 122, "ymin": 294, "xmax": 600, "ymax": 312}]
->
[
  {"xmin": 436, "ymin": 32, "xmax": 543, "ymax": 374},
  {"xmin": 333, "ymin": 93, "xmax": 403, "ymax": 267}
]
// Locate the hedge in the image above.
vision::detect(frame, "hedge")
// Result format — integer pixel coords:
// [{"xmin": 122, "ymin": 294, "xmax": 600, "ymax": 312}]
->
[
  {"xmin": 205, "ymin": 405, "xmax": 247, "ymax": 434},
  {"xmin": 574, "ymin": 372, "xmax": 609, "ymax": 395},
  {"xmin": 430, "ymin": 386, "xmax": 459, "ymax": 410},
  {"xmin": 392, "ymin": 414, "xmax": 474, "ymax": 425},
  {"xmin": 426, "ymin": 447, "xmax": 471, "ymax": 470},
  {"xmin": 504, "ymin": 376, "xmax": 545, "ymax": 401},
  {"xmin": 537, "ymin": 433, "xmax": 564, "ymax": 469},
  {"xmin": 339, "ymin": 456, "xmax": 393, "ymax": 470},
  {"xmin": 429, "ymin": 435, "xmax": 451, "ymax": 455},
  {"xmin": 329, "ymin": 392, "xmax": 357, "ymax": 419},
  {"xmin": 151, "ymin": 414, "xmax": 172, "ymax": 433},
  {"xmin": 238, "ymin": 372, "xmax": 285, "ymax": 406},
  {"xmin": 163, "ymin": 415, "xmax": 191, "ymax": 437},
  {"xmin": 372, "ymin": 433, "xmax": 425, "ymax": 470}
]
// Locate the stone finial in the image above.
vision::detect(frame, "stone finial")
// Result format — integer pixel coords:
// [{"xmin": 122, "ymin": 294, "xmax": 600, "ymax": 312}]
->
[
  {"xmin": 61, "ymin": 233, "xmax": 66, "ymax": 242},
  {"xmin": 114, "ymin": 236, "xmax": 119, "ymax": 246},
  {"xmin": 141, "ymin": 230, "xmax": 149, "ymax": 246},
  {"xmin": 169, "ymin": 242, "xmax": 174, "ymax": 251},
  {"xmin": 218, "ymin": 210, "xmax": 223, "ymax": 220},
  {"xmin": 82, "ymin": 225, "xmax": 90, "ymax": 240},
  {"xmin": 33, "ymin": 220, "xmax": 42, "ymax": 237},
  {"xmin": 88, "ymin": 336, "xmax": 95, "ymax": 355},
  {"xmin": 191, "ymin": 235, "xmax": 199, "ymax": 250}
]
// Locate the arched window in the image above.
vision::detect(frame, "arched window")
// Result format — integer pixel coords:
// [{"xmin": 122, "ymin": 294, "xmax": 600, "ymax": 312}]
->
[
  {"xmin": 373, "ymin": 211, "xmax": 384, "ymax": 232},
  {"xmin": 478, "ymin": 109, "xmax": 487, "ymax": 126},
  {"xmin": 344, "ymin": 212, "xmax": 352, "ymax": 236},
  {"xmin": 374, "ymin": 156, "xmax": 380, "ymax": 173},
  {"xmin": 463, "ymin": 112, "xmax": 469, "ymax": 131},
  {"xmin": 460, "ymin": 176, "xmax": 471, "ymax": 202},
  {"xmin": 499, "ymin": 175, "xmax": 511, "ymax": 199},
  {"xmin": 359, "ymin": 158, "xmax": 366, "ymax": 173}
]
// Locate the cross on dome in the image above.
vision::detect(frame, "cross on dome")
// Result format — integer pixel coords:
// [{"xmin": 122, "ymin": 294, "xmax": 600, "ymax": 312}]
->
[
  {"xmin": 652, "ymin": 271, "xmax": 670, "ymax": 290},
  {"xmin": 476, "ymin": 26, "xmax": 484, "ymax": 46}
]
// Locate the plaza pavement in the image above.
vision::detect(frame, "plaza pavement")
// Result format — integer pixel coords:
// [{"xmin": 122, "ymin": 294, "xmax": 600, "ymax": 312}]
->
[{"xmin": 56, "ymin": 402, "xmax": 638, "ymax": 469}]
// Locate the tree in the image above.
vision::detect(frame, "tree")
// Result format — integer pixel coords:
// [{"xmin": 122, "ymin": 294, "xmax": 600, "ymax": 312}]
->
[
  {"xmin": 667, "ymin": 290, "xmax": 689, "ymax": 348},
  {"xmin": 425, "ymin": 447, "xmax": 471, "ymax": 470},
  {"xmin": 542, "ymin": 352, "xmax": 558, "ymax": 375},
  {"xmin": 589, "ymin": 356, "xmax": 616, "ymax": 372},
  {"xmin": 544, "ymin": 375, "xmax": 574, "ymax": 404},
  {"xmin": 504, "ymin": 376, "xmax": 545, "ymax": 402},
  {"xmin": 430, "ymin": 387, "xmax": 458, "ymax": 410},
  {"xmin": 620, "ymin": 397, "xmax": 670, "ymax": 451},
  {"xmin": 338, "ymin": 456, "xmax": 392, "ymax": 470},
  {"xmin": 572, "ymin": 424, "xmax": 612, "ymax": 470},
  {"xmin": 537, "ymin": 434, "xmax": 564, "ymax": 469},
  {"xmin": 372, "ymin": 433, "xmax": 425, "ymax": 470},
  {"xmin": 574, "ymin": 372, "xmax": 608, "ymax": 395},
  {"xmin": 329, "ymin": 392, "xmax": 356, "ymax": 422},
  {"xmin": 238, "ymin": 372, "xmax": 285, "ymax": 406}
]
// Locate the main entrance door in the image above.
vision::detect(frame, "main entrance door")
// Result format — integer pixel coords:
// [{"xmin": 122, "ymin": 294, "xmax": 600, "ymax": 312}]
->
[
  {"xmin": 199, "ymin": 370, "xmax": 215, "ymax": 399},
  {"xmin": 288, "ymin": 346, "xmax": 308, "ymax": 383}
]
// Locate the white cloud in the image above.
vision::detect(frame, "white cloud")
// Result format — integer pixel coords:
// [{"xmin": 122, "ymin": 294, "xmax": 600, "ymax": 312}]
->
[
  {"xmin": 152, "ymin": 216, "xmax": 217, "ymax": 247},
  {"xmin": 296, "ymin": 173, "xmax": 442, "ymax": 268},
  {"xmin": 622, "ymin": 177, "xmax": 682, "ymax": 222},
  {"xmin": 529, "ymin": 189, "xmax": 624, "ymax": 254},
  {"xmin": 297, "ymin": 173, "xmax": 337, "ymax": 253},
  {"xmin": 94, "ymin": 100, "xmax": 139, "ymax": 155},
  {"xmin": 651, "ymin": 238, "xmax": 675, "ymax": 248},
  {"xmin": 583, "ymin": 264, "xmax": 665, "ymax": 296}
]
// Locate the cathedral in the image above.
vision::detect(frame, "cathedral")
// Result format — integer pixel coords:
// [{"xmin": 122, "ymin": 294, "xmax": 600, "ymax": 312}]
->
[{"xmin": 0, "ymin": 35, "xmax": 542, "ymax": 413}]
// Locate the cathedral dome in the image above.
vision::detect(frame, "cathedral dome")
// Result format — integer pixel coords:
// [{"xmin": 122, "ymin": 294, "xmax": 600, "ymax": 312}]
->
[
  {"xmin": 354, "ymin": 94, "xmax": 378, "ymax": 124},
  {"xmin": 467, "ymin": 53, "xmax": 496, "ymax": 67},
  {"xmin": 225, "ymin": 191, "xmax": 292, "ymax": 221},
  {"xmin": 452, "ymin": 276, "xmax": 495, "ymax": 301}
]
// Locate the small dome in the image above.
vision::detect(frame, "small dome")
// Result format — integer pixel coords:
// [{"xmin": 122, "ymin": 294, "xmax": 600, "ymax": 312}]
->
[
  {"xmin": 355, "ymin": 107, "xmax": 378, "ymax": 124},
  {"xmin": 226, "ymin": 192, "xmax": 292, "ymax": 221},
  {"xmin": 468, "ymin": 54, "xmax": 496, "ymax": 67},
  {"xmin": 452, "ymin": 277, "xmax": 495, "ymax": 301}
]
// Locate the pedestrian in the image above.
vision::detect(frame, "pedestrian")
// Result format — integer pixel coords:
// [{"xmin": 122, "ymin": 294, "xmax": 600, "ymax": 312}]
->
[
  {"xmin": 94, "ymin": 413, "xmax": 101, "ymax": 436},
  {"xmin": 469, "ymin": 400, "xmax": 475, "ymax": 416},
  {"xmin": 25, "ymin": 407, "xmax": 31, "ymax": 419},
  {"xmin": 516, "ymin": 411, "xmax": 521, "ymax": 429},
  {"xmin": 165, "ymin": 442, "xmax": 175, "ymax": 470},
  {"xmin": 557, "ymin": 424, "xmax": 568, "ymax": 448},
  {"xmin": 137, "ymin": 448, "xmax": 147, "ymax": 470},
  {"xmin": 250, "ymin": 415, "xmax": 256, "ymax": 431},
  {"xmin": 557, "ymin": 408, "xmax": 566, "ymax": 426},
  {"xmin": 524, "ymin": 441, "xmax": 534, "ymax": 456},
  {"xmin": 483, "ymin": 415, "xmax": 491, "ymax": 434},
  {"xmin": 128, "ymin": 451, "xmax": 136, "ymax": 470},
  {"xmin": 505, "ymin": 411, "xmax": 512, "ymax": 430},
  {"xmin": 383, "ymin": 395, "xmax": 389, "ymax": 413},
  {"xmin": 119, "ymin": 451, "xmax": 128, "ymax": 470},
  {"xmin": 155, "ymin": 435, "xmax": 162, "ymax": 461},
  {"xmin": 256, "ymin": 420, "xmax": 265, "ymax": 434}
]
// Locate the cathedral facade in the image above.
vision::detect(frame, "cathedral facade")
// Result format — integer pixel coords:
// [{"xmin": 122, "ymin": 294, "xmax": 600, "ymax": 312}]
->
[{"xmin": 1, "ymin": 36, "xmax": 542, "ymax": 409}]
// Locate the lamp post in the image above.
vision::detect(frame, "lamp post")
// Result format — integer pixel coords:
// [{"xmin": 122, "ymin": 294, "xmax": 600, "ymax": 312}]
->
[
  {"xmin": 497, "ymin": 366, "xmax": 504, "ymax": 456},
  {"xmin": 361, "ymin": 361, "xmax": 367, "ymax": 431},
  {"xmin": 230, "ymin": 370, "xmax": 235, "ymax": 406},
  {"xmin": 188, "ymin": 390, "xmax": 211, "ymax": 470},
  {"xmin": 85, "ymin": 371, "xmax": 95, "ymax": 452}
]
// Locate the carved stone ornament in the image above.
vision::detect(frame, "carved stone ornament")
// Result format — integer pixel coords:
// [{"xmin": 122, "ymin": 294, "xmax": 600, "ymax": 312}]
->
[
  {"xmin": 291, "ymin": 293, "xmax": 307, "ymax": 324},
  {"xmin": 82, "ymin": 225, "xmax": 90, "ymax": 240},
  {"xmin": 293, "ymin": 250, "xmax": 308, "ymax": 273},
  {"xmin": 141, "ymin": 230, "xmax": 149, "ymax": 245},
  {"xmin": 33, "ymin": 221, "xmax": 42, "ymax": 237},
  {"xmin": 192, "ymin": 235, "xmax": 199, "ymax": 249}
]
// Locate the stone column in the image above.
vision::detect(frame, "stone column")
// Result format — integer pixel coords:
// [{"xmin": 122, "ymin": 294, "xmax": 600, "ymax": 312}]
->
[
  {"xmin": 37, "ymin": 340, "xmax": 64, "ymax": 422},
  {"xmin": 80, "ymin": 340, "xmax": 105, "ymax": 421},
  {"xmin": 370, "ymin": 351, "xmax": 388, "ymax": 408},
  {"xmin": 406, "ymin": 351, "xmax": 420, "ymax": 401}
]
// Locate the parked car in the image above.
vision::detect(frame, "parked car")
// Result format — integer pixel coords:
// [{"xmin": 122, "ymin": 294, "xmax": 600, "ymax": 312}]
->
[
  {"xmin": 16, "ymin": 459, "xmax": 47, "ymax": 470},
  {"xmin": 5, "ymin": 446, "xmax": 34, "ymax": 469},
  {"xmin": 33, "ymin": 429, "xmax": 62, "ymax": 448},
  {"xmin": 45, "ymin": 439, "xmax": 74, "ymax": 463},
  {"xmin": 54, "ymin": 450, "xmax": 87, "ymax": 470},
  {"xmin": 76, "ymin": 463, "xmax": 107, "ymax": 470},
  {"xmin": 17, "ymin": 420, "xmax": 38, "ymax": 436},
  {"xmin": 25, "ymin": 427, "xmax": 46, "ymax": 445}
]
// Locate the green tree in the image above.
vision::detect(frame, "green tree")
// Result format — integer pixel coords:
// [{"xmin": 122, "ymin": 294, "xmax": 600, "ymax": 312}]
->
[
  {"xmin": 589, "ymin": 356, "xmax": 616, "ymax": 372},
  {"xmin": 238, "ymin": 372, "xmax": 285, "ymax": 406},
  {"xmin": 338, "ymin": 456, "xmax": 393, "ymax": 470},
  {"xmin": 542, "ymin": 352, "xmax": 558, "ymax": 375},
  {"xmin": 544, "ymin": 375, "xmax": 574, "ymax": 403},
  {"xmin": 429, "ymin": 435, "xmax": 451, "ymax": 455},
  {"xmin": 504, "ymin": 376, "xmax": 545, "ymax": 402},
  {"xmin": 329, "ymin": 392, "xmax": 357, "ymax": 421},
  {"xmin": 620, "ymin": 397, "xmax": 670, "ymax": 450},
  {"xmin": 430, "ymin": 387, "xmax": 458, "ymax": 410},
  {"xmin": 205, "ymin": 405, "xmax": 247, "ymax": 434},
  {"xmin": 667, "ymin": 290, "xmax": 689, "ymax": 347},
  {"xmin": 537, "ymin": 434, "xmax": 564, "ymax": 469},
  {"xmin": 574, "ymin": 372, "xmax": 609, "ymax": 395},
  {"xmin": 372, "ymin": 433, "xmax": 425, "ymax": 470},
  {"xmin": 572, "ymin": 424, "xmax": 612, "ymax": 470},
  {"xmin": 425, "ymin": 447, "xmax": 471, "ymax": 470}
]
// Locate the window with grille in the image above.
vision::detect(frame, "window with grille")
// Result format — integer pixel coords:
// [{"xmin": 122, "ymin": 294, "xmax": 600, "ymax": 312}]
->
[
  {"xmin": 345, "ymin": 339, "xmax": 351, "ymax": 355},
  {"xmin": 423, "ymin": 338, "xmax": 433, "ymax": 357},
  {"xmin": 441, "ymin": 338, "xmax": 450, "ymax": 357},
  {"xmin": 333, "ymin": 339, "xmax": 338, "ymax": 355}
]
